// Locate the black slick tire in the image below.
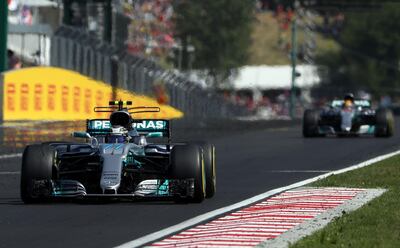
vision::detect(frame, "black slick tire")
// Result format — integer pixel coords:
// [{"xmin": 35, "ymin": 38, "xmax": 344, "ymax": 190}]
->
[
  {"xmin": 303, "ymin": 109, "xmax": 320, "ymax": 137},
  {"xmin": 20, "ymin": 144, "xmax": 56, "ymax": 203},
  {"xmin": 375, "ymin": 108, "xmax": 394, "ymax": 137},
  {"xmin": 171, "ymin": 145, "xmax": 205, "ymax": 203},
  {"xmin": 192, "ymin": 142, "xmax": 216, "ymax": 198}
]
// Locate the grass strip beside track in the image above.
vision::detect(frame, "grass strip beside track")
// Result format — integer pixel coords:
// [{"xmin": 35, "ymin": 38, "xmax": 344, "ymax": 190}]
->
[{"xmin": 291, "ymin": 155, "xmax": 400, "ymax": 248}]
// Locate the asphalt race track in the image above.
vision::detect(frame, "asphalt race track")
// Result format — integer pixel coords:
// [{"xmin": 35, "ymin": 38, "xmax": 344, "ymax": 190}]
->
[{"xmin": 1, "ymin": 119, "xmax": 400, "ymax": 248}]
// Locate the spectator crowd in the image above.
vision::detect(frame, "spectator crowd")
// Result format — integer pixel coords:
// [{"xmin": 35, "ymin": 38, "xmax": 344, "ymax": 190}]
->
[{"xmin": 120, "ymin": 0, "xmax": 175, "ymax": 57}]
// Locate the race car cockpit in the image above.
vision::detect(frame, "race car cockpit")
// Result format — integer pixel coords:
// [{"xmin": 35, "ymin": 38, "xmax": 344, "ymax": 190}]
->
[
  {"xmin": 106, "ymin": 110, "xmax": 134, "ymax": 144},
  {"xmin": 90, "ymin": 101, "xmax": 162, "ymax": 146},
  {"xmin": 342, "ymin": 93, "xmax": 355, "ymax": 109}
]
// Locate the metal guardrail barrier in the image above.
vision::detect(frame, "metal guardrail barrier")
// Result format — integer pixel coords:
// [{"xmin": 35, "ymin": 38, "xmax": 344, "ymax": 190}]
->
[{"xmin": 51, "ymin": 26, "xmax": 247, "ymax": 119}]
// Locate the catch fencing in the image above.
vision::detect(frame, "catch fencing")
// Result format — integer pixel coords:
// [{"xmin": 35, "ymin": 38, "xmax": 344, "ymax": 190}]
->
[{"xmin": 50, "ymin": 26, "xmax": 247, "ymax": 119}]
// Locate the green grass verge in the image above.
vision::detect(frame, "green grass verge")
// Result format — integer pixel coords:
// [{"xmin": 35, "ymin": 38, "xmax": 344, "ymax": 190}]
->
[{"xmin": 290, "ymin": 155, "xmax": 400, "ymax": 248}]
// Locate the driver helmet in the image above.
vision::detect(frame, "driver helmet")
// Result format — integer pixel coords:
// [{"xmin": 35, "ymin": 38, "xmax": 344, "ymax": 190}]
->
[
  {"xmin": 107, "ymin": 126, "xmax": 127, "ymax": 143},
  {"xmin": 343, "ymin": 93, "xmax": 355, "ymax": 107}
]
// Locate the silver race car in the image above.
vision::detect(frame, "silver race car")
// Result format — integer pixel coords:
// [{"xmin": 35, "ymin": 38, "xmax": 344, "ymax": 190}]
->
[
  {"xmin": 303, "ymin": 94, "xmax": 394, "ymax": 137},
  {"xmin": 20, "ymin": 101, "xmax": 216, "ymax": 203}
]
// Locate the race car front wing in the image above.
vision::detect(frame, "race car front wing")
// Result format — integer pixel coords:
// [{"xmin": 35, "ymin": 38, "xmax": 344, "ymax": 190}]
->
[
  {"xmin": 29, "ymin": 178, "xmax": 195, "ymax": 200},
  {"xmin": 318, "ymin": 124, "xmax": 375, "ymax": 135}
]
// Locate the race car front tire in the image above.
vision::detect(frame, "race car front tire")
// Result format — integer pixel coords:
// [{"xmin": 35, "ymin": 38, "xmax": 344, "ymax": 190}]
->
[
  {"xmin": 303, "ymin": 109, "xmax": 320, "ymax": 137},
  {"xmin": 20, "ymin": 144, "xmax": 56, "ymax": 203},
  {"xmin": 171, "ymin": 145, "xmax": 206, "ymax": 203},
  {"xmin": 375, "ymin": 108, "xmax": 394, "ymax": 137},
  {"xmin": 193, "ymin": 142, "xmax": 216, "ymax": 198}
]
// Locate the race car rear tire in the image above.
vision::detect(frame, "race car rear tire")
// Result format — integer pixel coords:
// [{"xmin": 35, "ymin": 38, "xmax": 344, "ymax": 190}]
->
[
  {"xmin": 171, "ymin": 145, "xmax": 206, "ymax": 203},
  {"xmin": 20, "ymin": 144, "xmax": 56, "ymax": 203},
  {"xmin": 193, "ymin": 142, "xmax": 216, "ymax": 198},
  {"xmin": 303, "ymin": 109, "xmax": 320, "ymax": 137},
  {"xmin": 375, "ymin": 108, "xmax": 394, "ymax": 137}
]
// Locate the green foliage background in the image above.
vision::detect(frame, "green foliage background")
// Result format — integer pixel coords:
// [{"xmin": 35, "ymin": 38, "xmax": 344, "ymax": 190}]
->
[
  {"xmin": 174, "ymin": 0, "xmax": 254, "ymax": 84},
  {"xmin": 317, "ymin": 3, "xmax": 400, "ymax": 95}
]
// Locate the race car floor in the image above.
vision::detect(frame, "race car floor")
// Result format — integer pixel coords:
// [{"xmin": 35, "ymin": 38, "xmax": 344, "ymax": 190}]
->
[{"xmin": 0, "ymin": 119, "xmax": 399, "ymax": 248}]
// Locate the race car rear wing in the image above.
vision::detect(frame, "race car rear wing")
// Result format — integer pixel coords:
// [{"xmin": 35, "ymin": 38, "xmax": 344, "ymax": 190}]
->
[{"xmin": 86, "ymin": 119, "xmax": 170, "ymax": 138}]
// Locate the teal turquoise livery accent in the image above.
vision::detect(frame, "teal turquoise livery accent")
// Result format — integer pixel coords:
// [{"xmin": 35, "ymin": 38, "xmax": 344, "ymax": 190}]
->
[
  {"xmin": 157, "ymin": 180, "xmax": 169, "ymax": 195},
  {"xmin": 125, "ymin": 152, "xmax": 143, "ymax": 169},
  {"xmin": 132, "ymin": 120, "xmax": 167, "ymax": 130},
  {"xmin": 86, "ymin": 119, "xmax": 170, "ymax": 137},
  {"xmin": 368, "ymin": 125, "xmax": 375, "ymax": 134},
  {"xmin": 114, "ymin": 144, "xmax": 124, "ymax": 150}
]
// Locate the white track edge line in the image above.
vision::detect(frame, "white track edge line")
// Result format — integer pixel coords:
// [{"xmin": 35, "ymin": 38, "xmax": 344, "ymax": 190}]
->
[
  {"xmin": 268, "ymin": 170, "xmax": 332, "ymax": 173},
  {"xmin": 0, "ymin": 153, "xmax": 22, "ymax": 159},
  {"xmin": 0, "ymin": 171, "xmax": 20, "ymax": 175},
  {"xmin": 114, "ymin": 149, "xmax": 400, "ymax": 248}
]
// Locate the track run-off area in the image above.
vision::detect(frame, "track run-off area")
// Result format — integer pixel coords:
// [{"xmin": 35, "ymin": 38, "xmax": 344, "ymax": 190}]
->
[{"xmin": 0, "ymin": 119, "xmax": 399, "ymax": 248}]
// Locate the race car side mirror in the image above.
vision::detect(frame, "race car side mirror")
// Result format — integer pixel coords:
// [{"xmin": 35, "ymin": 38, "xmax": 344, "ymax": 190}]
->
[{"xmin": 72, "ymin": 132, "xmax": 91, "ymax": 139}]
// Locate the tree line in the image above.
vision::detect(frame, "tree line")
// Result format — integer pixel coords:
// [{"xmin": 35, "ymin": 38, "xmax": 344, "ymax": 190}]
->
[
  {"xmin": 316, "ymin": 3, "xmax": 400, "ymax": 96},
  {"xmin": 173, "ymin": 0, "xmax": 254, "ymax": 86}
]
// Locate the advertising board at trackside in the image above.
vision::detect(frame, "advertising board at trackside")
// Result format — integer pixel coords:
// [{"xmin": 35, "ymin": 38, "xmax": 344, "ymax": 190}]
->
[{"xmin": 0, "ymin": 67, "xmax": 183, "ymax": 121}]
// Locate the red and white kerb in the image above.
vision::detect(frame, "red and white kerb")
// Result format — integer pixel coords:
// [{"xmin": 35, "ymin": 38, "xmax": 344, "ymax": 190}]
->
[{"xmin": 150, "ymin": 187, "xmax": 365, "ymax": 248}]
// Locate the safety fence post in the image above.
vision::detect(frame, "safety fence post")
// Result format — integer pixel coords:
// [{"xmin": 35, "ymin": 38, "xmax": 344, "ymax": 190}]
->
[{"xmin": 49, "ymin": 26, "xmax": 249, "ymax": 119}]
